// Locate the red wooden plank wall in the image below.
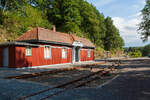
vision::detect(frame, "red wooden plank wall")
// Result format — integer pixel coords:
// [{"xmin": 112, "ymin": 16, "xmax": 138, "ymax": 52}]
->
[
  {"xmin": 80, "ymin": 49, "xmax": 94, "ymax": 61},
  {"xmin": 0, "ymin": 46, "xmax": 94, "ymax": 68},
  {"xmin": 9, "ymin": 46, "xmax": 16, "ymax": 68},
  {"xmin": 15, "ymin": 46, "xmax": 72, "ymax": 68}
]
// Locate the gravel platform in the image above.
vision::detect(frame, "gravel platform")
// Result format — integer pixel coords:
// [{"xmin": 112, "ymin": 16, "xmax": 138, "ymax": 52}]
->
[{"xmin": 0, "ymin": 59, "xmax": 150, "ymax": 100}]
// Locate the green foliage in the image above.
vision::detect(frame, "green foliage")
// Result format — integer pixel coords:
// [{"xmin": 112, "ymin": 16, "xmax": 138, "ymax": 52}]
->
[
  {"xmin": 104, "ymin": 17, "xmax": 124, "ymax": 51},
  {"xmin": 0, "ymin": 0, "xmax": 124, "ymax": 52},
  {"xmin": 47, "ymin": 0, "xmax": 82, "ymax": 34},
  {"xmin": 0, "ymin": 3, "xmax": 51, "ymax": 41},
  {"xmin": 79, "ymin": 1, "xmax": 106, "ymax": 47},
  {"xmin": 19, "ymin": 5, "xmax": 51, "ymax": 33},
  {"xmin": 142, "ymin": 44, "xmax": 150, "ymax": 56},
  {"xmin": 128, "ymin": 50, "xmax": 142, "ymax": 58},
  {"xmin": 138, "ymin": 0, "xmax": 150, "ymax": 41},
  {"xmin": 95, "ymin": 47, "xmax": 105, "ymax": 58},
  {"xmin": 124, "ymin": 44, "xmax": 150, "ymax": 57}
]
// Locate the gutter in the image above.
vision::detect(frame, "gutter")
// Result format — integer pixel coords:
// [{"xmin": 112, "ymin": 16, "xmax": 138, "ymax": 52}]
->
[{"xmin": 15, "ymin": 40, "xmax": 95, "ymax": 49}]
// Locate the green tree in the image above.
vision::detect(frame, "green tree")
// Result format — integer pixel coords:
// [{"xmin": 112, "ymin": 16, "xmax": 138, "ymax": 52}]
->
[
  {"xmin": 0, "ymin": 0, "xmax": 29, "ymax": 12},
  {"xmin": 19, "ymin": 5, "xmax": 51, "ymax": 33},
  {"xmin": 143, "ymin": 44, "xmax": 150, "ymax": 56},
  {"xmin": 0, "ymin": 3, "xmax": 51, "ymax": 41},
  {"xmin": 78, "ymin": 0, "xmax": 106, "ymax": 47},
  {"xmin": 104, "ymin": 17, "xmax": 124, "ymax": 51},
  {"xmin": 47, "ymin": 0, "xmax": 82, "ymax": 34},
  {"xmin": 0, "ymin": 0, "xmax": 124, "ymax": 52},
  {"xmin": 138, "ymin": 0, "xmax": 150, "ymax": 41}
]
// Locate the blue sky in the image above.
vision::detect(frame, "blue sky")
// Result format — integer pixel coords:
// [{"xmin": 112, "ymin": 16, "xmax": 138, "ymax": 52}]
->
[{"xmin": 87, "ymin": 0, "xmax": 150, "ymax": 47}]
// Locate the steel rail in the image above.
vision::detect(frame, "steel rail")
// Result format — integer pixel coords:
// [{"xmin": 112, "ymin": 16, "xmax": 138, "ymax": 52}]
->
[
  {"xmin": 17, "ymin": 69, "xmax": 104, "ymax": 100},
  {"xmin": 40, "ymin": 71, "xmax": 109, "ymax": 100}
]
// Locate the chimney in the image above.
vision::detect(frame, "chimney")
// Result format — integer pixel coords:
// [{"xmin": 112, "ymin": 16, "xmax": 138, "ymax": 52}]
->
[{"xmin": 52, "ymin": 25, "xmax": 56, "ymax": 32}]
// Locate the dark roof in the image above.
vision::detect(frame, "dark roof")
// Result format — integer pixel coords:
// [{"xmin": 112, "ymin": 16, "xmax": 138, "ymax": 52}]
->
[
  {"xmin": 0, "ymin": 42, "xmax": 39, "ymax": 47},
  {"xmin": 15, "ymin": 27, "xmax": 95, "ymax": 48}
]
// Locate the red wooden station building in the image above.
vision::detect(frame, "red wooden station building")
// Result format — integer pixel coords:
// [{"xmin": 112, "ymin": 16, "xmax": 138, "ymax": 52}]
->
[{"xmin": 0, "ymin": 27, "xmax": 95, "ymax": 68}]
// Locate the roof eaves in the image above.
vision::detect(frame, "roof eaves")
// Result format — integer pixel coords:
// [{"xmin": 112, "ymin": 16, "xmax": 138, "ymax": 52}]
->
[
  {"xmin": 20, "ymin": 40, "xmax": 73, "ymax": 47},
  {"xmin": 83, "ymin": 46, "xmax": 95, "ymax": 49},
  {"xmin": 0, "ymin": 42, "xmax": 39, "ymax": 47},
  {"xmin": 38, "ymin": 40, "xmax": 73, "ymax": 47}
]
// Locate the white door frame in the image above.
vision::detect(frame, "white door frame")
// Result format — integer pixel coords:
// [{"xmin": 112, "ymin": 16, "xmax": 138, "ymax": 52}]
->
[
  {"xmin": 72, "ymin": 41, "xmax": 83, "ymax": 64},
  {"xmin": 72, "ymin": 47, "xmax": 76, "ymax": 64},
  {"xmin": 72, "ymin": 46, "xmax": 81, "ymax": 63}
]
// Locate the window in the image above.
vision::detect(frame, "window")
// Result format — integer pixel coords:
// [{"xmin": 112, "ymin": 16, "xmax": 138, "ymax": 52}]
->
[
  {"xmin": 26, "ymin": 47, "xmax": 32, "ymax": 56},
  {"xmin": 62, "ymin": 48, "xmax": 67, "ymax": 58},
  {"xmin": 44, "ymin": 46, "xmax": 51, "ymax": 59},
  {"xmin": 88, "ymin": 49, "xmax": 91, "ymax": 57}
]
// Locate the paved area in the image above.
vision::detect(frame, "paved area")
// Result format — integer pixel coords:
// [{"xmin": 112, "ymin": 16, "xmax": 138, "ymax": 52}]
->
[
  {"xmin": 0, "ymin": 59, "xmax": 150, "ymax": 100},
  {"xmin": 0, "ymin": 79, "xmax": 52, "ymax": 100},
  {"xmin": 0, "ymin": 61, "xmax": 97, "ymax": 78},
  {"xmin": 49, "ymin": 70, "xmax": 150, "ymax": 100}
]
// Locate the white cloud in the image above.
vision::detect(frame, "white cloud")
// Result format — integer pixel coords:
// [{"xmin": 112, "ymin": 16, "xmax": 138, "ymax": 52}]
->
[
  {"xmin": 141, "ymin": 0, "xmax": 146, "ymax": 5},
  {"xmin": 128, "ymin": 12, "xmax": 141, "ymax": 18},
  {"xmin": 112, "ymin": 14, "xmax": 150, "ymax": 47}
]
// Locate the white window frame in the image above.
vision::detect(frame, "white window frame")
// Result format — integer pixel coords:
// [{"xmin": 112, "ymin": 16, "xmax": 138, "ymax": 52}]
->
[
  {"xmin": 62, "ymin": 48, "xmax": 67, "ymax": 59},
  {"xmin": 44, "ymin": 46, "xmax": 51, "ymax": 59},
  {"xmin": 88, "ymin": 49, "xmax": 91, "ymax": 57},
  {"xmin": 26, "ymin": 47, "xmax": 32, "ymax": 56}
]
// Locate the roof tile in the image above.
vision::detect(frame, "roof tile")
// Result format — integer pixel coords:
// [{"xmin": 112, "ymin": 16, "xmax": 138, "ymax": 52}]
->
[{"xmin": 15, "ymin": 27, "xmax": 95, "ymax": 48}]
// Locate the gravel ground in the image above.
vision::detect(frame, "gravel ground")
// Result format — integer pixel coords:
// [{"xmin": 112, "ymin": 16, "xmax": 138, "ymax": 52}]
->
[
  {"xmin": 23, "ymin": 67, "xmax": 115, "ymax": 88},
  {"xmin": 45, "ymin": 59, "xmax": 150, "ymax": 100},
  {"xmin": 24, "ymin": 68, "xmax": 93, "ymax": 86},
  {"xmin": 0, "ymin": 58, "xmax": 150, "ymax": 100},
  {"xmin": 0, "ymin": 79, "xmax": 53, "ymax": 100},
  {"xmin": 0, "ymin": 61, "xmax": 96, "ymax": 78}
]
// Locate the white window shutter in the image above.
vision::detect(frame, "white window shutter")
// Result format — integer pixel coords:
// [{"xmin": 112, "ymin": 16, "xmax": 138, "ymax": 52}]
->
[
  {"xmin": 62, "ymin": 48, "xmax": 67, "ymax": 58},
  {"xmin": 26, "ymin": 47, "xmax": 32, "ymax": 56},
  {"xmin": 44, "ymin": 46, "xmax": 51, "ymax": 59}
]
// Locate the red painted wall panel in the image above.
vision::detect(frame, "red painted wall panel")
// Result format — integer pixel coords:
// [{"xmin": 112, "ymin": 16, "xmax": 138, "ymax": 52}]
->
[
  {"xmin": 15, "ymin": 46, "xmax": 72, "ymax": 68},
  {"xmin": 0, "ymin": 45, "xmax": 94, "ymax": 68},
  {"xmin": 9, "ymin": 46, "xmax": 16, "ymax": 68},
  {"xmin": 80, "ymin": 49, "xmax": 94, "ymax": 61}
]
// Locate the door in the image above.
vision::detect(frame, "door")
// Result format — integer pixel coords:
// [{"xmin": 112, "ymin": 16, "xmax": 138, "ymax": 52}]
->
[
  {"xmin": 75, "ymin": 47, "xmax": 80, "ymax": 62},
  {"xmin": 3, "ymin": 48, "xmax": 9, "ymax": 67}
]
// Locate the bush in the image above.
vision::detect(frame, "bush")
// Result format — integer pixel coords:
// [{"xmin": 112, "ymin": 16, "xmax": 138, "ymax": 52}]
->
[
  {"xmin": 142, "ymin": 44, "xmax": 150, "ymax": 56},
  {"xmin": 95, "ymin": 47, "xmax": 105, "ymax": 58},
  {"xmin": 128, "ymin": 50, "xmax": 142, "ymax": 58}
]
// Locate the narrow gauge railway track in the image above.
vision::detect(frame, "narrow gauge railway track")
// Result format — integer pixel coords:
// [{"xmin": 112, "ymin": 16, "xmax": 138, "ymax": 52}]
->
[
  {"xmin": 5, "ymin": 62, "xmax": 106, "ymax": 79},
  {"xmin": 17, "ymin": 68, "xmax": 111, "ymax": 100},
  {"xmin": 5, "ymin": 67, "xmax": 81, "ymax": 79}
]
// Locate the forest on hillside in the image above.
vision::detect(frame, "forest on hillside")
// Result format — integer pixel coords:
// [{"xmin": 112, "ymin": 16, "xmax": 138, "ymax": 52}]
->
[{"xmin": 0, "ymin": 0, "xmax": 124, "ymax": 52}]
